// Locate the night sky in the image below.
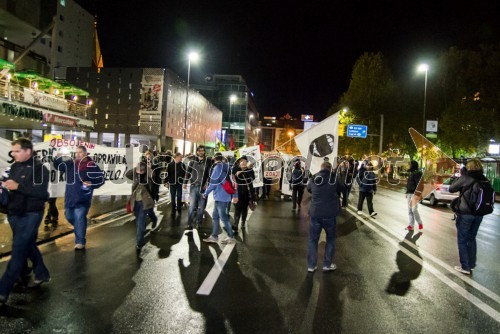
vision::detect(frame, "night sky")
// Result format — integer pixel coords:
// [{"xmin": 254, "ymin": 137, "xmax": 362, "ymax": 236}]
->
[{"xmin": 77, "ymin": 0, "xmax": 500, "ymax": 120}]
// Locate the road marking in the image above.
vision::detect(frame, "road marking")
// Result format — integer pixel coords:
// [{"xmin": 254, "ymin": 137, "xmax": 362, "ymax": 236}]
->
[
  {"xmin": 197, "ymin": 243, "xmax": 236, "ymax": 296},
  {"xmin": 346, "ymin": 206, "xmax": 500, "ymax": 323}
]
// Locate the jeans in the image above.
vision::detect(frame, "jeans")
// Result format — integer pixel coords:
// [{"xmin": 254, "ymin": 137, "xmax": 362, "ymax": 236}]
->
[
  {"xmin": 211, "ymin": 201, "xmax": 234, "ymax": 239},
  {"xmin": 170, "ymin": 184, "xmax": 183, "ymax": 213},
  {"xmin": 0, "ymin": 212, "xmax": 49, "ymax": 298},
  {"xmin": 65, "ymin": 206, "xmax": 90, "ymax": 245},
  {"xmin": 456, "ymin": 214, "xmax": 483, "ymax": 270},
  {"xmin": 292, "ymin": 186, "xmax": 304, "ymax": 208},
  {"xmin": 134, "ymin": 201, "xmax": 147, "ymax": 247},
  {"xmin": 357, "ymin": 191, "xmax": 374, "ymax": 214},
  {"xmin": 188, "ymin": 185, "xmax": 207, "ymax": 226},
  {"xmin": 407, "ymin": 194, "xmax": 422, "ymax": 226},
  {"xmin": 307, "ymin": 216, "xmax": 337, "ymax": 269}
]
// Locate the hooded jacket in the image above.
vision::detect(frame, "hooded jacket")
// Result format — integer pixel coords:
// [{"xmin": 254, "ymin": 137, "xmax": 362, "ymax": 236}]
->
[
  {"xmin": 54, "ymin": 156, "xmax": 105, "ymax": 208},
  {"xmin": 357, "ymin": 169, "xmax": 377, "ymax": 193},
  {"xmin": 406, "ymin": 160, "xmax": 423, "ymax": 194},
  {"xmin": 306, "ymin": 169, "xmax": 345, "ymax": 219},
  {"xmin": 449, "ymin": 170, "xmax": 490, "ymax": 215},
  {"xmin": 204, "ymin": 162, "xmax": 238, "ymax": 202}
]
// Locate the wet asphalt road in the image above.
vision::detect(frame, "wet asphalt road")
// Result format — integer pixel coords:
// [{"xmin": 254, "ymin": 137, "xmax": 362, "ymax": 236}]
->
[{"xmin": 0, "ymin": 186, "xmax": 499, "ymax": 333}]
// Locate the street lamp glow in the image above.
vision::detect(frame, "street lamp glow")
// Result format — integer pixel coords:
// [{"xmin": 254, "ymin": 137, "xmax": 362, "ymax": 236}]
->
[
  {"xmin": 188, "ymin": 52, "xmax": 199, "ymax": 62},
  {"xmin": 249, "ymin": 114, "xmax": 254, "ymax": 119},
  {"xmin": 230, "ymin": 94, "xmax": 237, "ymax": 103},
  {"xmin": 418, "ymin": 64, "xmax": 429, "ymax": 72},
  {"xmin": 342, "ymin": 107, "xmax": 348, "ymax": 113},
  {"xmin": 287, "ymin": 131, "xmax": 294, "ymax": 137}
]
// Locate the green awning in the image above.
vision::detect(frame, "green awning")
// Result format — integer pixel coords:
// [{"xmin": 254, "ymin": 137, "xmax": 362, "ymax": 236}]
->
[
  {"xmin": 56, "ymin": 81, "xmax": 89, "ymax": 97},
  {"xmin": 0, "ymin": 58, "xmax": 15, "ymax": 71},
  {"xmin": 13, "ymin": 69, "xmax": 44, "ymax": 81}
]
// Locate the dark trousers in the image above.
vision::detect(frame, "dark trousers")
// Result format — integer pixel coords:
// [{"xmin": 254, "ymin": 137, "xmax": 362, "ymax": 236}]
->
[
  {"xmin": 45, "ymin": 198, "xmax": 59, "ymax": 222},
  {"xmin": 341, "ymin": 183, "xmax": 352, "ymax": 207},
  {"xmin": 234, "ymin": 192, "xmax": 250, "ymax": 228},
  {"xmin": 0, "ymin": 212, "xmax": 49, "ymax": 298},
  {"xmin": 357, "ymin": 191, "xmax": 374, "ymax": 214},
  {"xmin": 170, "ymin": 184, "xmax": 182, "ymax": 213},
  {"xmin": 263, "ymin": 178, "xmax": 272, "ymax": 198},
  {"xmin": 292, "ymin": 186, "xmax": 304, "ymax": 208}
]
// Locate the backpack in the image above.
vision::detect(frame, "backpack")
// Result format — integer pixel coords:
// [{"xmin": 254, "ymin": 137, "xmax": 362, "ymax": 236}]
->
[{"xmin": 466, "ymin": 180, "xmax": 495, "ymax": 216}]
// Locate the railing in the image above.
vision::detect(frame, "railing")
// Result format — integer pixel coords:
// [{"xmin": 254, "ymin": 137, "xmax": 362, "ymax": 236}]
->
[{"xmin": 0, "ymin": 79, "xmax": 90, "ymax": 118}]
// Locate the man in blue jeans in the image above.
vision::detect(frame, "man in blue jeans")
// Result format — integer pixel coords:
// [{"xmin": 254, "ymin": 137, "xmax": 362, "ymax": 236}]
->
[
  {"xmin": 183, "ymin": 146, "xmax": 212, "ymax": 229},
  {"xmin": 0, "ymin": 138, "xmax": 50, "ymax": 305},
  {"xmin": 54, "ymin": 145, "xmax": 104, "ymax": 250},
  {"xmin": 202, "ymin": 155, "xmax": 238, "ymax": 244},
  {"xmin": 306, "ymin": 161, "xmax": 345, "ymax": 273}
]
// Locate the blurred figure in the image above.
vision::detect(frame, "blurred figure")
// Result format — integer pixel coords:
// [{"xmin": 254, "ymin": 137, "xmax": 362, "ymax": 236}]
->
[
  {"xmin": 356, "ymin": 162, "xmax": 377, "ymax": 217},
  {"xmin": 290, "ymin": 161, "xmax": 305, "ymax": 211},
  {"xmin": 166, "ymin": 153, "xmax": 185, "ymax": 216},
  {"xmin": 232, "ymin": 156, "xmax": 255, "ymax": 232},
  {"xmin": 405, "ymin": 160, "xmax": 423, "ymax": 231}
]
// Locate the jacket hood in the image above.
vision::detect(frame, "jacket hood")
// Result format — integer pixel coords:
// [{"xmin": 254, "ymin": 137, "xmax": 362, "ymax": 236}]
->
[
  {"xmin": 409, "ymin": 160, "xmax": 419, "ymax": 172},
  {"xmin": 313, "ymin": 169, "xmax": 334, "ymax": 186},
  {"xmin": 467, "ymin": 170, "xmax": 488, "ymax": 181}
]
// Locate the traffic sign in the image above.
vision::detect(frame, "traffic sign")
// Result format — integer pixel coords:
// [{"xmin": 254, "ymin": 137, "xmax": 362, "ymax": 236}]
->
[{"xmin": 347, "ymin": 124, "xmax": 368, "ymax": 138}]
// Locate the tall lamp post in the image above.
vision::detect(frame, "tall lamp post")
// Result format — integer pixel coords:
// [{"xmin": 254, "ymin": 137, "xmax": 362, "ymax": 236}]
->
[
  {"xmin": 418, "ymin": 63, "xmax": 429, "ymax": 135},
  {"xmin": 227, "ymin": 94, "xmax": 237, "ymax": 148},
  {"xmin": 183, "ymin": 52, "xmax": 199, "ymax": 155}
]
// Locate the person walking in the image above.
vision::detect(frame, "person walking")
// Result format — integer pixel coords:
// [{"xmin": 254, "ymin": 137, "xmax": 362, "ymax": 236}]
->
[
  {"xmin": 142, "ymin": 150, "xmax": 160, "ymax": 228},
  {"xmin": 125, "ymin": 162, "xmax": 159, "ymax": 250},
  {"xmin": 306, "ymin": 161, "xmax": 345, "ymax": 273},
  {"xmin": 166, "ymin": 152, "xmax": 185, "ymax": 216},
  {"xmin": 54, "ymin": 145, "xmax": 104, "ymax": 250},
  {"xmin": 0, "ymin": 138, "xmax": 50, "ymax": 305},
  {"xmin": 405, "ymin": 160, "xmax": 423, "ymax": 230},
  {"xmin": 449, "ymin": 159, "xmax": 494, "ymax": 275},
  {"xmin": 356, "ymin": 162, "xmax": 378, "ymax": 217},
  {"xmin": 232, "ymin": 156, "xmax": 255, "ymax": 232},
  {"xmin": 290, "ymin": 161, "xmax": 305, "ymax": 211},
  {"xmin": 184, "ymin": 145, "xmax": 212, "ymax": 229},
  {"xmin": 202, "ymin": 155, "xmax": 238, "ymax": 244}
]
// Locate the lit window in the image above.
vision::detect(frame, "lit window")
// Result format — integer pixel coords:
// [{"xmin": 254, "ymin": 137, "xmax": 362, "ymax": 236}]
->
[
  {"xmin": 105, "ymin": 124, "xmax": 108, "ymax": 129},
  {"xmin": 105, "ymin": 114, "xmax": 108, "ymax": 119},
  {"xmin": 95, "ymin": 108, "xmax": 98, "ymax": 115}
]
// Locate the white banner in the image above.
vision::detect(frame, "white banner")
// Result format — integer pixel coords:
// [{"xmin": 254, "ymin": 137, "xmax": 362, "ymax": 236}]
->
[
  {"xmin": 0, "ymin": 138, "xmax": 142, "ymax": 197},
  {"xmin": 238, "ymin": 145, "xmax": 263, "ymax": 187},
  {"xmin": 294, "ymin": 112, "xmax": 339, "ymax": 175},
  {"xmin": 23, "ymin": 88, "xmax": 68, "ymax": 112}
]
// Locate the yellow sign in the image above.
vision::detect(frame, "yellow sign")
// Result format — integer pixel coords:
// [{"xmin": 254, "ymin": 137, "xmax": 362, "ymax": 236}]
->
[
  {"xmin": 338, "ymin": 123, "xmax": 345, "ymax": 137},
  {"xmin": 44, "ymin": 134, "xmax": 62, "ymax": 142}
]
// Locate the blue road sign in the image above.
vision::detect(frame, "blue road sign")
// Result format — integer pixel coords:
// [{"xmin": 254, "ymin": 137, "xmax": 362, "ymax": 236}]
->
[{"xmin": 347, "ymin": 124, "xmax": 368, "ymax": 138}]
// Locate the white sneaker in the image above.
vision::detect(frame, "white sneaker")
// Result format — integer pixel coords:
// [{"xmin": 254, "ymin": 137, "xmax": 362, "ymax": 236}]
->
[
  {"xmin": 307, "ymin": 266, "xmax": 317, "ymax": 273},
  {"xmin": 357, "ymin": 210, "xmax": 364, "ymax": 215},
  {"xmin": 221, "ymin": 237, "xmax": 236, "ymax": 245},
  {"xmin": 323, "ymin": 264, "xmax": 337, "ymax": 271},
  {"xmin": 370, "ymin": 212, "xmax": 378, "ymax": 217},
  {"xmin": 202, "ymin": 235, "xmax": 218, "ymax": 243},
  {"xmin": 454, "ymin": 266, "xmax": 471, "ymax": 275},
  {"xmin": 74, "ymin": 244, "xmax": 85, "ymax": 250}
]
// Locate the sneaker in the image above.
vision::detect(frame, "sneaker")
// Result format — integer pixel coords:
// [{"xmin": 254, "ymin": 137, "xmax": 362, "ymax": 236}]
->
[
  {"xmin": 357, "ymin": 210, "xmax": 364, "ymax": 215},
  {"xmin": 418, "ymin": 223, "xmax": 423, "ymax": 230},
  {"xmin": 323, "ymin": 264, "xmax": 337, "ymax": 272},
  {"xmin": 28, "ymin": 277, "xmax": 51, "ymax": 288},
  {"xmin": 307, "ymin": 266, "xmax": 317, "ymax": 273},
  {"xmin": 370, "ymin": 212, "xmax": 378, "ymax": 217},
  {"xmin": 136, "ymin": 244, "xmax": 143, "ymax": 251},
  {"xmin": 221, "ymin": 237, "xmax": 236, "ymax": 245},
  {"xmin": 405, "ymin": 225, "xmax": 414, "ymax": 231},
  {"xmin": 454, "ymin": 266, "xmax": 471, "ymax": 275},
  {"xmin": 203, "ymin": 235, "xmax": 218, "ymax": 244},
  {"xmin": 74, "ymin": 244, "xmax": 85, "ymax": 250}
]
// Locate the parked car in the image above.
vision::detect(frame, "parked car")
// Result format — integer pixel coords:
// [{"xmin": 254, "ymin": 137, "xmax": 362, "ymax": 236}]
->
[{"xmin": 423, "ymin": 176, "xmax": 458, "ymax": 206}]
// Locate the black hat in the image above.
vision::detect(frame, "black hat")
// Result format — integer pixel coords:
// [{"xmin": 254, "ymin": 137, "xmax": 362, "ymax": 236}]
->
[{"xmin": 240, "ymin": 155, "xmax": 248, "ymax": 161}]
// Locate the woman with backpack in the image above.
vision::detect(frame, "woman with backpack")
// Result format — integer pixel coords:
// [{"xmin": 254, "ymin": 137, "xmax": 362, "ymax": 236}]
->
[{"xmin": 449, "ymin": 158, "xmax": 494, "ymax": 275}]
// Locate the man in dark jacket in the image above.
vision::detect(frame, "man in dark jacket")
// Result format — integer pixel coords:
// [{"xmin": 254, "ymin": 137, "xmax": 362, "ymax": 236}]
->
[
  {"xmin": 306, "ymin": 161, "xmax": 345, "ymax": 273},
  {"xmin": 54, "ymin": 145, "xmax": 104, "ymax": 250},
  {"xmin": 166, "ymin": 152, "xmax": 185, "ymax": 216},
  {"xmin": 183, "ymin": 145, "xmax": 212, "ymax": 229},
  {"xmin": 290, "ymin": 161, "xmax": 305, "ymax": 210},
  {"xmin": 405, "ymin": 160, "xmax": 423, "ymax": 231},
  {"xmin": 0, "ymin": 138, "xmax": 50, "ymax": 305},
  {"xmin": 449, "ymin": 158, "xmax": 491, "ymax": 275},
  {"xmin": 356, "ymin": 162, "xmax": 378, "ymax": 216}
]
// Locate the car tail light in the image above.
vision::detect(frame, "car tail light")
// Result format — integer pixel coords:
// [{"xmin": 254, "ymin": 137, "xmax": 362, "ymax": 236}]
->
[{"xmin": 436, "ymin": 184, "xmax": 441, "ymax": 191}]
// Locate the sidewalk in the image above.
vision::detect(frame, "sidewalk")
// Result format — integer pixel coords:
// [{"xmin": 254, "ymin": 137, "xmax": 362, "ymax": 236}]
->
[{"xmin": 0, "ymin": 194, "xmax": 170, "ymax": 258}]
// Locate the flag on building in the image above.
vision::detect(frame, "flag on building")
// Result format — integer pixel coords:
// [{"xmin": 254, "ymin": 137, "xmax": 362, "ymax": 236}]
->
[{"xmin": 293, "ymin": 112, "xmax": 339, "ymax": 175}]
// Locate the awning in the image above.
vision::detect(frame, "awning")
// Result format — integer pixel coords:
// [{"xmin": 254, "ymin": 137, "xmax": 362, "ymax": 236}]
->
[
  {"xmin": 56, "ymin": 80, "xmax": 90, "ymax": 97},
  {"xmin": 0, "ymin": 58, "xmax": 15, "ymax": 71}
]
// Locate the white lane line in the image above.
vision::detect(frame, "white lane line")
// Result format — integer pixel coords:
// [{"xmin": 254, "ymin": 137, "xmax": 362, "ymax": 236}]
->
[
  {"xmin": 347, "ymin": 203, "xmax": 500, "ymax": 306},
  {"xmin": 197, "ymin": 243, "xmax": 236, "ymax": 296},
  {"xmin": 346, "ymin": 207, "xmax": 500, "ymax": 323}
]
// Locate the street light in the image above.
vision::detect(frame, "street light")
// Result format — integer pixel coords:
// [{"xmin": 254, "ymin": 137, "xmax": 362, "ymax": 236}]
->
[
  {"xmin": 287, "ymin": 130, "xmax": 294, "ymax": 152},
  {"xmin": 227, "ymin": 94, "xmax": 237, "ymax": 148},
  {"xmin": 183, "ymin": 51, "xmax": 199, "ymax": 155},
  {"xmin": 418, "ymin": 63, "xmax": 429, "ymax": 135}
]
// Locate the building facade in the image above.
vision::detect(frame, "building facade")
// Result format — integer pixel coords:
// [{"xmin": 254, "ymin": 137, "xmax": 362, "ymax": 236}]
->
[
  {"xmin": 67, "ymin": 67, "xmax": 222, "ymax": 152},
  {"xmin": 193, "ymin": 74, "xmax": 260, "ymax": 149}
]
